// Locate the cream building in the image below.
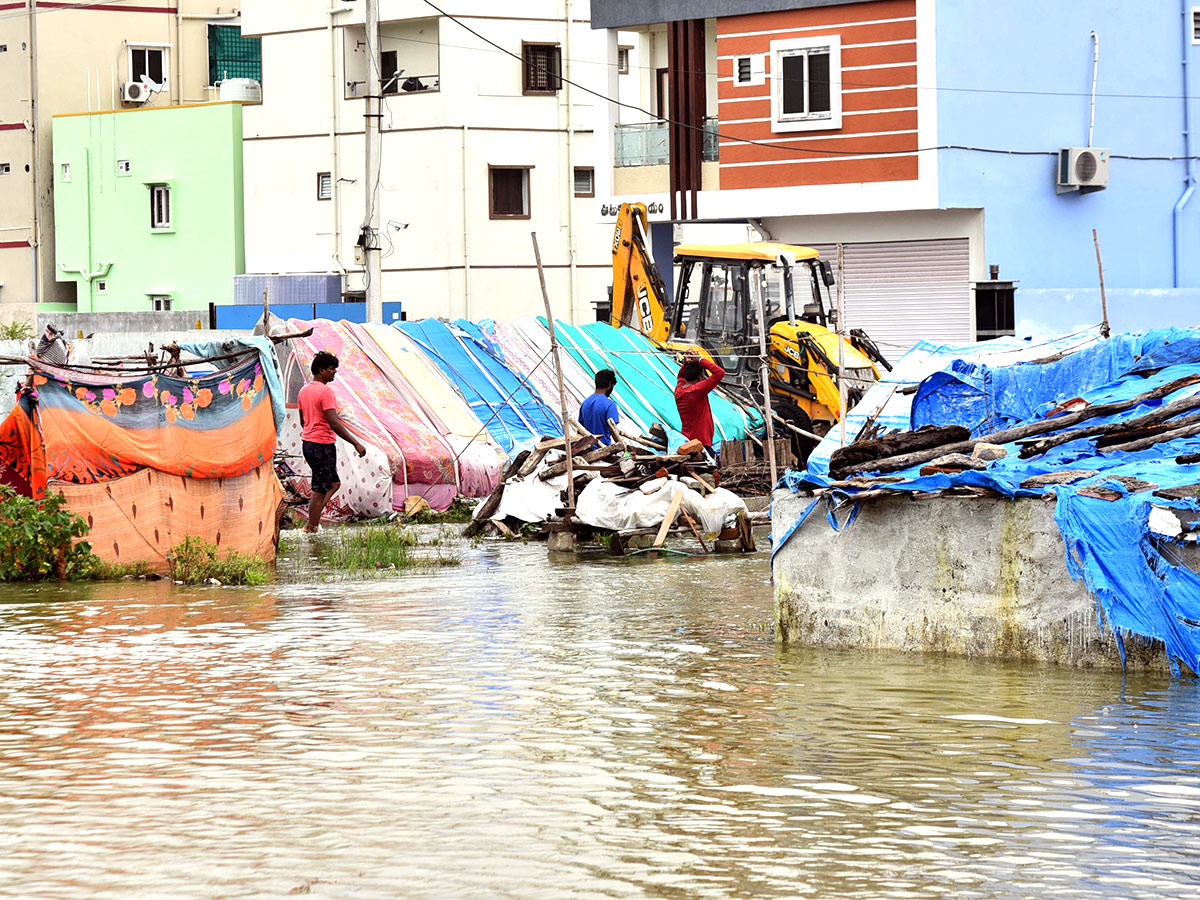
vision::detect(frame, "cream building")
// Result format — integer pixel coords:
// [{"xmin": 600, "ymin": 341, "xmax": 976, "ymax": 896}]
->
[
  {"xmin": 0, "ymin": 0, "xmax": 250, "ymax": 317},
  {"xmin": 239, "ymin": 0, "xmax": 614, "ymax": 323}
]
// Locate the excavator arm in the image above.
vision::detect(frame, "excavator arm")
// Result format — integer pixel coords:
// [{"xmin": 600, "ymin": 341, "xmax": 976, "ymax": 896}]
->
[{"xmin": 610, "ymin": 203, "xmax": 672, "ymax": 344}]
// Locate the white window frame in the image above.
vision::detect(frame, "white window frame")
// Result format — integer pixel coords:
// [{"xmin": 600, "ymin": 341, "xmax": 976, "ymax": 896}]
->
[
  {"xmin": 117, "ymin": 159, "xmax": 131, "ymax": 176},
  {"xmin": 95, "ymin": 280, "xmax": 107, "ymax": 294},
  {"xmin": 0, "ymin": 163, "xmax": 10, "ymax": 176},
  {"xmin": 1193, "ymin": 7, "xmax": 1200, "ymax": 44},
  {"xmin": 150, "ymin": 294, "xmax": 173, "ymax": 311},
  {"xmin": 317, "ymin": 171, "xmax": 332, "ymax": 201},
  {"xmin": 128, "ymin": 43, "xmax": 170, "ymax": 90},
  {"xmin": 769, "ymin": 35, "xmax": 841, "ymax": 134},
  {"xmin": 734, "ymin": 53, "xmax": 766, "ymax": 88},
  {"xmin": 149, "ymin": 183, "xmax": 172, "ymax": 230}
]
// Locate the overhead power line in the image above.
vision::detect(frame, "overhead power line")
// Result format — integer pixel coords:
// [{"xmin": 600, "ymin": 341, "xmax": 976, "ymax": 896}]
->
[{"xmin": 420, "ymin": 0, "xmax": 1200, "ymax": 162}]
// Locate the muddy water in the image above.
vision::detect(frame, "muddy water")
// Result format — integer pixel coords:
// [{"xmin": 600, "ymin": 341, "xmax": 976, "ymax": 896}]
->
[{"xmin": 1, "ymin": 540, "xmax": 1199, "ymax": 898}]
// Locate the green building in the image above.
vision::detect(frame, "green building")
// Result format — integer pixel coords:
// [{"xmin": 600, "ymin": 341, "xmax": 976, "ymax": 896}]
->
[{"xmin": 52, "ymin": 102, "xmax": 245, "ymax": 314}]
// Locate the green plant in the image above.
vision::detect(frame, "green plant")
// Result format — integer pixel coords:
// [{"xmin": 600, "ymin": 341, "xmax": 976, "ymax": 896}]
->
[
  {"xmin": 90, "ymin": 560, "xmax": 154, "ymax": 579},
  {"xmin": 317, "ymin": 524, "xmax": 461, "ymax": 576},
  {"xmin": 167, "ymin": 535, "xmax": 272, "ymax": 585},
  {"xmin": 0, "ymin": 487, "xmax": 98, "ymax": 581},
  {"xmin": 0, "ymin": 320, "xmax": 33, "ymax": 342}
]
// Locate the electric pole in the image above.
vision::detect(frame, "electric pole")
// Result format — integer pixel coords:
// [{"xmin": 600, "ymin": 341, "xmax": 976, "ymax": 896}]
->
[{"xmin": 362, "ymin": 0, "xmax": 383, "ymax": 322}]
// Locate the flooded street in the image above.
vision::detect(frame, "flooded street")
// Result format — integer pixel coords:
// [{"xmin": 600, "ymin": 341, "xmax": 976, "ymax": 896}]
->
[{"xmin": 1, "ymin": 540, "xmax": 1199, "ymax": 898}]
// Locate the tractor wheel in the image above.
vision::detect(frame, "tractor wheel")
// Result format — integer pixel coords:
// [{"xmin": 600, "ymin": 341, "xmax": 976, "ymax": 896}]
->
[{"xmin": 773, "ymin": 400, "xmax": 819, "ymax": 466}]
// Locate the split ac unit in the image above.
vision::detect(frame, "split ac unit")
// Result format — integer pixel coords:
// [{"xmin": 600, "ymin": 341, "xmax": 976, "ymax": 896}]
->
[
  {"xmin": 1057, "ymin": 147, "xmax": 1109, "ymax": 193},
  {"xmin": 121, "ymin": 81, "xmax": 150, "ymax": 104}
]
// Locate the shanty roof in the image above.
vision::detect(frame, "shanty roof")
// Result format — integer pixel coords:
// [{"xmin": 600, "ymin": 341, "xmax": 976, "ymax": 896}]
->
[{"xmin": 673, "ymin": 242, "xmax": 821, "ymax": 263}]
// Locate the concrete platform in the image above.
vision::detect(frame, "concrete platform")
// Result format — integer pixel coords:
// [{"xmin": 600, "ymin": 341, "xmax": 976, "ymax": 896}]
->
[{"xmin": 771, "ymin": 490, "xmax": 1169, "ymax": 671}]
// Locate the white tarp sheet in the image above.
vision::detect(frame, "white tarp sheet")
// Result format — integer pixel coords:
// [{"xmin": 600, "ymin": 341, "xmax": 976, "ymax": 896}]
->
[{"xmin": 575, "ymin": 478, "xmax": 746, "ymax": 535}]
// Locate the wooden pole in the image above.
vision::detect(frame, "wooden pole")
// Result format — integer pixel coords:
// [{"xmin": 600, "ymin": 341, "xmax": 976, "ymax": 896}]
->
[
  {"xmin": 836, "ymin": 242, "xmax": 847, "ymax": 447},
  {"xmin": 1093, "ymin": 228, "xmax": 1111, "ymax": 338},
  {"xmin": 753, "ymin": 265, "xmax": 779, "ymax": 486},
  {"xmin": 531, "ymin": 232, "xmax": 576, "ymax": 511},
  {"xmin": 262, "ymin": 286, "xmax": 270, "ymax": 334}
]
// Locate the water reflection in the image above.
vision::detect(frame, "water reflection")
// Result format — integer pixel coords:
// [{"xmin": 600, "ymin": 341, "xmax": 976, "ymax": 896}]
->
[{"xmin": 0, "ymin": 543, "xmax": 1198, "ymax": 898}]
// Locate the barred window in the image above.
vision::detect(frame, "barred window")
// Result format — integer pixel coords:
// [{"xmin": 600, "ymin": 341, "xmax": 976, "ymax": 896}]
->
[
  {"xmin": 522, "ymin": 42, "xmax": 561, "ymax": 94},
  {"xmin": 208, "ymin": 24, "xmax": 262, "ymax": 85}
]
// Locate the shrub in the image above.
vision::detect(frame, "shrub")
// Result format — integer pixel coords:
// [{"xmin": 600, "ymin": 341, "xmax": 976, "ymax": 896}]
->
[
  {"xmin": 317, "ymin": 524, "xmax": 461, "ymax": 575},
  {"xmin": 0, "ymin": 487, "xmax": 98, "ymax": 581},
  {"xmin": 167, "ymin": 535, "xmax": 272, "ymax": 586},
  {"xmin": 0, "ymin": 321, "xmax": 33, "ymax": 342}
]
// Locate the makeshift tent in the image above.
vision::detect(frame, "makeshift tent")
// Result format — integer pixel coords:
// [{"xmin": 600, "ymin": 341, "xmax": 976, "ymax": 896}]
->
[
  {"xmin": 397, "ymin": 319, "xmax": 561, "ymax": 453},
  {"xmin": 284, "ymin": 319, "xmax": 461, "ymax": 511},
  {"xmin": 781, "ymin": 327, "xmax": 1200, "ymax": 676},
  {"xmin": 546, "ymin": 320, "xmax": 765, "ymax": 450},
  {"xmin": 476, "ymin": 318, "xmax": 592, "ymax": 420},
  {"xmin": 353, "ymin": 321, "xmax": 504, "ymax": 497},
  {"xmin": 0, "ymin": 344, "xmax": 284, "ymax": 572}
]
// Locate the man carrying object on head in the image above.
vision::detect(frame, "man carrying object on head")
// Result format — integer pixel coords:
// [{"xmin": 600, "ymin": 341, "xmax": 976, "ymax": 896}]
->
[
  {"xmin": 674, "ymin": 351, "xmax": 725, "ymax": 458},
  {"xmin": 297, "ymin": 350, "xmax": 366, "ymax": 533}
]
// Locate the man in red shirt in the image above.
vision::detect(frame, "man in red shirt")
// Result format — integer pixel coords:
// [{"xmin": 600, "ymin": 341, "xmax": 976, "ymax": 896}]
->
[
  {"xmin": 297, "ymin": 350, "xmax": 366, "ymax": 533},
  {"xmin": 674, "ymin": 352, "xmax": 725, "ymax": 454}
]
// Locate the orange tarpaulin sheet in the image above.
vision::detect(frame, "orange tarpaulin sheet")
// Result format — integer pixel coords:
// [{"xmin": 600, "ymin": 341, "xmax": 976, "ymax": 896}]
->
[
  {"xmin": 31, "ymin": 354, "xmax": 275, "ymax": 484},
  {"xmin": 0, "ymin": 387, "xmax": 47, "ymax": 499},
  {"xmin": 53, "ymin": 465, "xmax": 283, "ymax": 573}
]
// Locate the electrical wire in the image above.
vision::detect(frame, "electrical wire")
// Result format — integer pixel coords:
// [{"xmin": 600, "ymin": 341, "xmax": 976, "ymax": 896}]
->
[{"xmin": 420, "ymin": 1, "xmax": 1200, "ymax": 163}]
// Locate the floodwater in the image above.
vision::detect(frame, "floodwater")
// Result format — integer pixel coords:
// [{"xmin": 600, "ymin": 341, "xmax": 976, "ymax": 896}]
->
[{"xmin": 1, "ymin": 539, "xmax": 1200, "ymax": 899}]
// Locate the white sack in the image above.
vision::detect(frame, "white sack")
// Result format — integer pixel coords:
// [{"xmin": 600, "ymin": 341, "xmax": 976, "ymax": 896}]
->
[{"xmin": 575, "ymin": 478, "xmax": 746, "ymax": 535}]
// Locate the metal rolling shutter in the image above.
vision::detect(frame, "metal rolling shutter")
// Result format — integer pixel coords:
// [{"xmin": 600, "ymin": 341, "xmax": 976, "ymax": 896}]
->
[{"xmin": 804, "ymin": 239, "xmax": 972, "ymax": 356}]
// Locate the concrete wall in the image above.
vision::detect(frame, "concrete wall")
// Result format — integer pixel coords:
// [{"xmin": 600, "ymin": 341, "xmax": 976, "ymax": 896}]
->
[
  {"xmin": 52, "ymin": 102, "xmax": 245, "ymax": 314},
  {"xmin": 771, "ymin": 490, "xmax": 1169, "ymax": 670},
  {"xmin": 936, "ymin": 0, "xmax": 1200, "ymax": 330}
]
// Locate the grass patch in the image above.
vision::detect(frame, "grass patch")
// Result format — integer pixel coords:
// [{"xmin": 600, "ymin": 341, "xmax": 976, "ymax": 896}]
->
[
  {"xmin": 90, "ymin": 560, "xmax": 155, "ymax": 580},
  {"xmin": 317, "ymin": 524, "xmax": 462, "ymax": 576},
  {"xmin": 167, "ymin": 536, "xmax": 272, "ymax": 586}
]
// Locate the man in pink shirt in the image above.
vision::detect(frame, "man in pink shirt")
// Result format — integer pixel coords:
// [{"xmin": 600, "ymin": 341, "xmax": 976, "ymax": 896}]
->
[{"xmin": 298, "ymin": 351, "xmax": 366, "ymax": 533}]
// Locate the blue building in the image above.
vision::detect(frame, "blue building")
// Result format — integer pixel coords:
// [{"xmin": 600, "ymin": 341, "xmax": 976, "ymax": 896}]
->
[{"xmin": 593, "ymin": 0, "xmax": 1200, "ymax": 348}]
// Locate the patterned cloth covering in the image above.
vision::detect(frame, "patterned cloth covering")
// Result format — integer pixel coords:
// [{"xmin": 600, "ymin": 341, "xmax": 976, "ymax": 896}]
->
[{"xmin": 285, "ymin": 319, "xmax": 460, "ymax": 511}]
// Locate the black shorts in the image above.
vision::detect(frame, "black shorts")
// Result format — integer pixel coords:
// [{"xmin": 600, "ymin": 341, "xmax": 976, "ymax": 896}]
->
[{"xmin": 302, "ymin": 440, "xmax": 340, "ymax": 494}]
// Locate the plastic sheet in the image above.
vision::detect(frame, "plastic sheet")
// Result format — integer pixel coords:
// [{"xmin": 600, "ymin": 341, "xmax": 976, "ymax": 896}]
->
[
  {"xmin": 784, "ymin": 327, "xmax": 1200, "ymax": 675},
  {"xmin": 576, "ymin": 477, "xmax": 746, "ymax": 535}
]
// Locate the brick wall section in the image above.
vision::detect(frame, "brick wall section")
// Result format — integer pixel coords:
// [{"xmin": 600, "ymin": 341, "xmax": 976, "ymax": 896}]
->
[{"xmin": 716, "ymin": 0, "xmax": 918, "ymax": 188}]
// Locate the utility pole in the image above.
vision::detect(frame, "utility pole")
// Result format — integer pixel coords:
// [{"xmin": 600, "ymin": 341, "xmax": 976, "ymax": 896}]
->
[
  {"xmin": 362, "ymin": 0, "xmax": 383, "ymax": 322},
  {"xmin": 28, "ymin": 0, "xmax": 40, "ymax": 305}
]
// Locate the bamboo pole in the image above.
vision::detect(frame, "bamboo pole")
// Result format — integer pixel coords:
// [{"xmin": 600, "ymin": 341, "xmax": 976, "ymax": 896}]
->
[
  {"xmin": 753, "ymin": 266, "xmax": 778, "ymax": 486},
  {"xmin": 531, "ymin": 232, "xmax": 576, "ymax": 511},
  {"xmin": 837, "ymin": 242, "xmax": 847, "ymax": 447},
  {"xmin": 1093, "ymin": 228, "xmax": 1111, "ymax": 338}
]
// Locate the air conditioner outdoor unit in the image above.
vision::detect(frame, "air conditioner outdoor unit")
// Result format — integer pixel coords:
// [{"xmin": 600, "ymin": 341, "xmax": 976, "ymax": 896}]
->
[
  {"xmin": 121, "ymin": 81, "xmax": 150, "ymax": 104},
  {"xmin": 1057, "ymin": 147, "xmax": 1109, "ymax": 194}
]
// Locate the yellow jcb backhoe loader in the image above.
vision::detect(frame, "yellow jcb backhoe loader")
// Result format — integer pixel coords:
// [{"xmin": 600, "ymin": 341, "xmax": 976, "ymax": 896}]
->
[{"xmin": 609, "ymin": 202, "xmax": 891, "ymax": 460}]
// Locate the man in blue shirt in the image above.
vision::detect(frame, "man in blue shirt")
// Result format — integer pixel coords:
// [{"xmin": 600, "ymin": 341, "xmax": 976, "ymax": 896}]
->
[{"xmin": 579, "ymin": 369, "xmax": 620, "ymax": 444}]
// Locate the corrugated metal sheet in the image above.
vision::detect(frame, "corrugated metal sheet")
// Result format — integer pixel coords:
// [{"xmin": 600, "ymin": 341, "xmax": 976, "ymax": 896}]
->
[{"xmin": 803, "ymin": 239, "xmax": 971, "ymax": 356}]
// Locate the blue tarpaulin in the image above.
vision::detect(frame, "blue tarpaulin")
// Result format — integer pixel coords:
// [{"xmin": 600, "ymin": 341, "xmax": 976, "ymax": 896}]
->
[
  {"xmin": 783, "ymin": 327, "xmax": 1200, "ymax": 675},
  {"xmin": 396, "ymin": 320, "xmax": 562, "ymax": 454}
]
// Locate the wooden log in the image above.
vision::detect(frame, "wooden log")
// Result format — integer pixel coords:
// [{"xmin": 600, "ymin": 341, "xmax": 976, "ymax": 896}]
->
[
  {"xmin": 1019, "ymin": 391, "xmax": 1200, "ymax": 457},
  {"xmin": 736, "ymin": 510, "xmax": 756, "ymax": 552},
  {"xmin": 535, "ymin": 433, "xmax": 596, "ymax": 454},
  {"xmin": 1102, "ymin": 420, "xmax": 1200, "ymax": 454},
  {"xmin": 846, "ymin": 375, "xmax": 1200, "ymax": 476},
  {"xmin": 1019, "ymin": 469, "xmax": 1099, "ymax": 489},
  {"xmin": 1154, "ymin": 483, "xmax": 1200, "ymax": 500},
  {"xmin": 539, "ymin": 439, "xmax": 627, "ymax": 479},
  {"xmin": 830, "ymin": 425, "xmax": 971, "ymax": 476},
  {"xmin": 515, "ymin": 446, "xmax": 550, "ymax": 479},
  {"xmin": 464, "ymin": 449, "xmax": 530, "ymax": 537},
  {"xmin": 1095, "ymin": 411, "xmax": 1200, "ymax": 450},
  {"xmin": 680, "ymin": 509, "xmax": 710, "ymax": 553},
  {"xmin": 684, "ymin": 466, "xmax": 715, "ymax": 494},
  {"xmin": 651, "ymin": 491, "xmax": 685, "ymax": 549}
]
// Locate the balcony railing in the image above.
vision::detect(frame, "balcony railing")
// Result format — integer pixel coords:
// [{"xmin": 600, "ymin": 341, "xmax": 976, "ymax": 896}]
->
[{"xmin": 615, "ymin": 117, "xmax": 719, "ymax": 167}]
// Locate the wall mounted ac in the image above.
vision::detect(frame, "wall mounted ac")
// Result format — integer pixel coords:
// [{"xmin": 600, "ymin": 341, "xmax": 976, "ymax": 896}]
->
[
  {"xmin": 1057, "ymin": 147, "xmax": 1109, "ymax": 194},
  {"xmin": 121, "ymin": 81, "xmax": 150, "ymax": 104}
]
